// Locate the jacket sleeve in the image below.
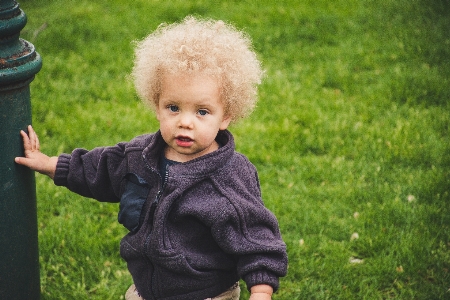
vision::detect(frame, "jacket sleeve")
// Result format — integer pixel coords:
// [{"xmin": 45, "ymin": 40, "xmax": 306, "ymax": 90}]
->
[
  {"xmin": 211, "ymin": 158, "xmax": 288, "ymax": 292},
  {"xmin": 53, "ymin": 142, "xmax": 128, "ymax": 203}
]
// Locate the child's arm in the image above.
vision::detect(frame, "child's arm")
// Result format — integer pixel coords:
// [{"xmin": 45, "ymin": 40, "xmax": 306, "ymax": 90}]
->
[
  {"xmin": 15, "ymin": 125, "xmax": 58, "ymax": 179},
  {"xmin": 250, "ymin": 284, "xmax": 273, "ymax": 300}
]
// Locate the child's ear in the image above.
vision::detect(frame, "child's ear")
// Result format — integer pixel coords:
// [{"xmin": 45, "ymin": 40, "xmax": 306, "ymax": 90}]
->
[{"xmin": 219, "ymin": 115, "xmax": 232, "ymax": 130}]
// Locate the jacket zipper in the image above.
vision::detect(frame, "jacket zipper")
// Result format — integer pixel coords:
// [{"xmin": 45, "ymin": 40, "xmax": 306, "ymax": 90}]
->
[
  {"xmin": 140, "ymin": 153, "xmax": 165, "ymax": 300},
  {"xmin": 142, "ymin": 155, "xmax": 173, "ymax": 300}
]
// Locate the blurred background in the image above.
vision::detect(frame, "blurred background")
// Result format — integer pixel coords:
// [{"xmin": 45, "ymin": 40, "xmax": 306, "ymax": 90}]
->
[{"xmin": 18, "ymin": 0, "xmax": 450, "ymax": 298}]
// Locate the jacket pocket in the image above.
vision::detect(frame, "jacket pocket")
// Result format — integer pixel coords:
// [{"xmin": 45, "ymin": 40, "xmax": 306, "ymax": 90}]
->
[{"xmin": 118, "ymin": 173, "xmax": 150, "ymax": 232}]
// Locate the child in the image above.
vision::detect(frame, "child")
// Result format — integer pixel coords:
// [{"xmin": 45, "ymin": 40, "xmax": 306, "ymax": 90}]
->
[{"xmin": 15, "ymin": 16, "xmax": 287, "ymax": 300}]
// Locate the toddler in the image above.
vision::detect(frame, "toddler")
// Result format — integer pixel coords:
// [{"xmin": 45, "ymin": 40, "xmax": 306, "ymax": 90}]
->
[{"xmin": 15, "ymin": 16, "xmax": 287, "ymax": 300}]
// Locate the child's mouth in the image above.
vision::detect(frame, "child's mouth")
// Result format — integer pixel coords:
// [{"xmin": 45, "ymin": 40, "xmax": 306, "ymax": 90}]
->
[{"xmin": 176, "ymin": 136, "xmax": 193, "ymax": 147}]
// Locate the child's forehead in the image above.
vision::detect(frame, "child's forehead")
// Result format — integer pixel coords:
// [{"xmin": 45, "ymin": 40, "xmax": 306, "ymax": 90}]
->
[{"xmin": 159, "ymin": 72, "xmax": 225, "ymax": 104}]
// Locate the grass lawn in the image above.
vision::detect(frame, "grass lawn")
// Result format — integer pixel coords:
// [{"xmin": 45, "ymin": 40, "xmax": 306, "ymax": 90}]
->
[{"xmin": 18, "ymin": 0, "xmax": 450, "ymax": 299}]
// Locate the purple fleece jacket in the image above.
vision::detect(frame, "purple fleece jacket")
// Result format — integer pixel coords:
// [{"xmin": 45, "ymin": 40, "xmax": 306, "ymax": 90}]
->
[{"xmin": 54, "ymin": 130, "xmax": 287, "ymax": 300}]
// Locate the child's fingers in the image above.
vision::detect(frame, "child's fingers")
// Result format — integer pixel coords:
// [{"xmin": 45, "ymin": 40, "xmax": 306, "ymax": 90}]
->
[
  {"xmin": 20, "ymin": 129, "xmax": 31, "ymax": 150},
  {"xmin": 28, "ymin": 125, "xmax": 40, "ymax": 151},
  {"xmin": 15, "ymin": 156, "xmax": 38, "ymax": 169},
  {"xmin": 14, "ymin": 156, "xmax": 27, "ymax": 165},
  {"xmin": 20, "ymin": 125, "xmax": 40, "ymax": 152}
]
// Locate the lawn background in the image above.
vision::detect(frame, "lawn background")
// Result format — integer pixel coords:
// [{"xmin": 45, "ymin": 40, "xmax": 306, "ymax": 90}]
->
[{"xmin": 18, "ymin": 0, "xmax": 450, "ymax": 299}]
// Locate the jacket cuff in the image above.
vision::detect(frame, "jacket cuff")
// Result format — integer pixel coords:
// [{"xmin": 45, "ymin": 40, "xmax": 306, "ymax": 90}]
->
[
  {"xmin": 54, "ymin": 154, "xmax": 71, "ymax": 186},
  {"xmin": 243, "ymin": 270, "xmax": 279, "ymax": 292}
]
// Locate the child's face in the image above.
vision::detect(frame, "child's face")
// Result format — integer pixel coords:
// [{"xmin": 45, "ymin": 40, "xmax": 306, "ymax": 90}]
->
[{"xmin": 156, "ymin": 73, "xmax": 231, "ymax": 163}]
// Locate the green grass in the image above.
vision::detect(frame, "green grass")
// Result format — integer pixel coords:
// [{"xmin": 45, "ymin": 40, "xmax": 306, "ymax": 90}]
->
[{"xmin": 18, "ymin": 0, "xmax": 450, "ymax": 298}]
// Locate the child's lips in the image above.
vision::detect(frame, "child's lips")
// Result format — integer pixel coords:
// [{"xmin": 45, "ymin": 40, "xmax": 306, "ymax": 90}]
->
[{"xmin": 175, "ymin": 136, "xmax": 194, "ymax": 147}]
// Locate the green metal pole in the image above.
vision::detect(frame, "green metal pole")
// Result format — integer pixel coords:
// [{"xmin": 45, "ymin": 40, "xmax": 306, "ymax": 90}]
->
[{"xmin": 0, "ymin": 0, "xmax": 42, "ymax": 299}]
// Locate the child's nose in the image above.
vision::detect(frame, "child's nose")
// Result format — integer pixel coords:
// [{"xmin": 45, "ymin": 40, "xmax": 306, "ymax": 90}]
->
[{"xmin": 178, "ymin": 112, "xmax": 194, "ymax": 129}]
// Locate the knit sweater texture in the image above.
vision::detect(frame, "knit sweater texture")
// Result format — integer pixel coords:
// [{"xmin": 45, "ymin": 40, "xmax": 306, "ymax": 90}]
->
[{"xmin": 54, "ymin": 130, "xmax": 287, "ymax": 300}]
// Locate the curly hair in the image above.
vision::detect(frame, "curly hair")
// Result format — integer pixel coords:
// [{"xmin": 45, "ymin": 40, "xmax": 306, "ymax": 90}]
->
[{"xmin": 131, "ymin": 16, "xmax": 264, "ymax": 122}]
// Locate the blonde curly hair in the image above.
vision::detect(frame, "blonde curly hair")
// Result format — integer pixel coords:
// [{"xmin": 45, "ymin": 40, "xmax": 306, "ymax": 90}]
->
[{"xmin": 132, "ymin": 16, "xmax": 264, "ymax": 123}]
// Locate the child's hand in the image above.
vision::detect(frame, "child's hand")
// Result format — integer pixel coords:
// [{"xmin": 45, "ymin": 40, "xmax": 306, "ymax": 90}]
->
[
  {"xmin": 249, "ymin": 284, "xmax": 273, "ymax": 300},
  {"xmin": 15, "ymin": 125, "xmax": 58, "ymax": 179}
]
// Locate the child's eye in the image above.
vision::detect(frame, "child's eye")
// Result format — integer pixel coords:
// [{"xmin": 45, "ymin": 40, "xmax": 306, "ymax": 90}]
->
[
  {"xmin": 168, "ymin": 105, "xmax": 179, "ymax": 112},
  {"xmin": 198, "ymin": 109, "xmax": 209, "ymax": 116}
]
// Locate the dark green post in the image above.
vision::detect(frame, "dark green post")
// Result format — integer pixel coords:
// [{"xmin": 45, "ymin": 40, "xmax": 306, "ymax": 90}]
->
[{"xmin": 0, "ymin": 0, "xmax": 42, "ymax": 299}]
